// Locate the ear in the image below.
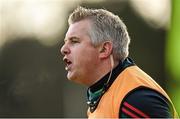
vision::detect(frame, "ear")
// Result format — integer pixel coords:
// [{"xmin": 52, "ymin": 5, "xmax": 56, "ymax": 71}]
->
[{"xmin": 99, "ymin": 41, "xmax": 113, "ymax": 59}]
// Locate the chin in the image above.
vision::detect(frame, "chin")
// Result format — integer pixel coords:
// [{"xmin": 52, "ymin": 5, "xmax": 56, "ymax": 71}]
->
[
  {"xmin": 67, "ymin": 74, "xmax": 76, "ymax": 82},
  {"xmin": 68, "ymin": 76, "xmax": 86, "ymax": 85}
]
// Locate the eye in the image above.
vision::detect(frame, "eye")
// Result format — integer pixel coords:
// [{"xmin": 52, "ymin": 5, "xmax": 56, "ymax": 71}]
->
[
  {"xmin": 71, "ymin": 40, "xmax": 79, "ymax": 43},
  {"xmin": 70, "ymin": 37, "xmax": 80, "ymax": 44}
]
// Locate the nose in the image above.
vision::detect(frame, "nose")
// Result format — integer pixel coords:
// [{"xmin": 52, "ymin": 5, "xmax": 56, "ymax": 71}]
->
[{"xmin": 60, "ymin": 43, "xmax": 70, "ymax": 55}]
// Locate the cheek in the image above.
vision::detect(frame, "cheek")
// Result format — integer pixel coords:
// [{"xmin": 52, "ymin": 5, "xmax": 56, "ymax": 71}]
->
[
  {"xmin": 79, "ymin": 51, "xmax": 99, "ymax": 69},
  {"xmin": 72, "ymin": 45, "xmax": 99, "ymax": 68}
]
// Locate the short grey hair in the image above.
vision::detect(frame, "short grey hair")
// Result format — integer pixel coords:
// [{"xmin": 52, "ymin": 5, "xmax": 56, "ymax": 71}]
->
[{"xmin": 68, "ymin": 6, "xmax": 131, "ymax": 61}]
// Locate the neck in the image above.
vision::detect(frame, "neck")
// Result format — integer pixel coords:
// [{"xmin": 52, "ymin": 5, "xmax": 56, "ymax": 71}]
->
[{"xmin": 88, "ymin": 58, "xmax": 119, "ymax": 87}]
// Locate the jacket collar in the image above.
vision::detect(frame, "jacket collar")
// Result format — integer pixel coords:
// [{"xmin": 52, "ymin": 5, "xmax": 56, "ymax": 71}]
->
[{"xmin": 87, "ymin": 57, "xmax": 135, "ymax": 112}]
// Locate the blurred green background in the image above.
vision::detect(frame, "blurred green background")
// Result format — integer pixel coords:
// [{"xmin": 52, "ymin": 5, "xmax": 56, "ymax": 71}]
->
[{"xmin": 0, "ymin": 0, "xmax": 179, "ymax": 117}]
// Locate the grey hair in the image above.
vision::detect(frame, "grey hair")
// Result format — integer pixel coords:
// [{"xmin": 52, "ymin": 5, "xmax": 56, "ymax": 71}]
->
[{"xmin": 68, "ymin": 6, "xmax": 131, "ymax": 61}]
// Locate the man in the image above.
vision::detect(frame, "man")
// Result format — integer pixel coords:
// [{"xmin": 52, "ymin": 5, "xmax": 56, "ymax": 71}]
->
[{"xmin": 61, "ymin": 6, "xmax": 178, "ymax": 118}]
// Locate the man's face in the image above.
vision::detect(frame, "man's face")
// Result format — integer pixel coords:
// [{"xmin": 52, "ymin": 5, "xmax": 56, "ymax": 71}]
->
[{"xmin": 61, "ymin": 20, "xmax": 100, "ymax": 85}]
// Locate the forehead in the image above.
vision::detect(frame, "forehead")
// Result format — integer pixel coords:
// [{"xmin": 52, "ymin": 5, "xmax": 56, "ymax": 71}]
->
[{"xmin": 65, "ymin": 19, "xmax": 91, "ymax": 39}]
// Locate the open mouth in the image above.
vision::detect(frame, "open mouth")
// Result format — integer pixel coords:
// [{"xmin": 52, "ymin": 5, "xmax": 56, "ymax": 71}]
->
[{"xmin": 63, "ymin": 58, "xmax": 72, "ymax": 70}]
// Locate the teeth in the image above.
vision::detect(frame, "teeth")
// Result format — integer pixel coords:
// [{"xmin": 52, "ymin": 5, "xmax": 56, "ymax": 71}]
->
[
  {"xmin": 67, "ymin": 59, "xmax": 71, "ymax": 63},
  {"xmin": 63, "ymin": 57, "xmax": 71, "ymax": 70},
  {"xmin": 65, "ymin": 63, "xmax": 71, "ymax": 71},
  {"xmin": 66, "ymin": 60, "xmax": 71, "ymax": 64}
]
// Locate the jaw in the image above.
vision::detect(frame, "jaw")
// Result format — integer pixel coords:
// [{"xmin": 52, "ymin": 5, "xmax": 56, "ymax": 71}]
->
[{"xmin": 66, "ymin": 69, "xmax": 91, "ymax": 86}]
